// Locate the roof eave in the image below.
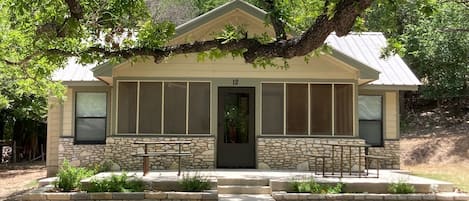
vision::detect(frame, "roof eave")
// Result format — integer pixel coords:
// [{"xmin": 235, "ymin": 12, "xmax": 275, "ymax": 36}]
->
[
  {"xmin": 361, "ymin": 84, "xmax": 419, "ymax": 91},
  {"xmin": 330, "ymin": 48, "xmax": 380, "ymax": 80}
]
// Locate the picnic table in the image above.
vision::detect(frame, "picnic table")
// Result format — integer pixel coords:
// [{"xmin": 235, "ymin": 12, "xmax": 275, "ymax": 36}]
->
[
  {"xmin": 314, "ymin": 143, "xmax": 371, "ymax": 178},
  {"xmin": 132, "ymin": 141, "xmax": 192, "ymax": 176}
]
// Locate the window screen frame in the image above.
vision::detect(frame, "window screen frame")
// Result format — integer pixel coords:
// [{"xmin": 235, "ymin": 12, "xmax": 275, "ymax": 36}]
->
[
  {"xmin": 260, "ymin": 82, "xmax": 355, "ymax": 137},
  {"xmin": 358, "ymin": 95, "xmax": 384, "ymax": 147},
  {"xmin": 74, "ymin": 91, "xmax": 108, "ymax": 145},
  {"xmin": 115, "ymin": 80, "xmax": 212, "ymax": 135}
]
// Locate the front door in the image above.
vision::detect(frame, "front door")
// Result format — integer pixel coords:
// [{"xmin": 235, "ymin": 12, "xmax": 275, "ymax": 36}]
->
[{"xmin": 217, "ymin": 87, "xmax": 255, "ymax": 168}]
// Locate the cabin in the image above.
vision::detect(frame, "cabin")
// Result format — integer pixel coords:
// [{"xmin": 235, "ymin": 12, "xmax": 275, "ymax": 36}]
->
[{"xmin": 46, "ymin": 0, "xmax": 420, "ymax": 176}]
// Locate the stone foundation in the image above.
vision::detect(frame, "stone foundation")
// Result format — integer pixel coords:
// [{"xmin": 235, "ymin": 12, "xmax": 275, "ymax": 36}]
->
[
  {"xmin": 58, "ymin": 138, "xmax": 106, "ymax": 167},
  {"xmin": 58, "ymin": 136, "xmax": 399, "ymax": 171},
  {"xmin": 58, "ymin": 136, "xmax": 215, "ymax": 171},
  {"xmin": 257, "ymin": 137, "xmax": 366, "ymax": 171},
  {"xmin": 367, "ymin": 140, "xmax": 400, "ymax": 169}
]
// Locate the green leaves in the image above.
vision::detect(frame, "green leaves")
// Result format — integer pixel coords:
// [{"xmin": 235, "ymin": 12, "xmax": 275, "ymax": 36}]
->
[{"xmin": 137, "ymin": 20, "xmax": 175, "ymax": 48}]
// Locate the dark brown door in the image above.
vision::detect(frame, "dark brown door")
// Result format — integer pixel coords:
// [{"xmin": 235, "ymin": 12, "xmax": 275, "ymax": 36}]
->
[{"xmin": 217, "ymin": 87, "xmax": 255, "ymax": 168}]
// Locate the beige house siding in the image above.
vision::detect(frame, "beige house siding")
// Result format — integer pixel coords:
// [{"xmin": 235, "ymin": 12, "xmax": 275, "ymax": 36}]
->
[
  {"xmin": 46, "ymin": 97, "xmax": 61, "ymax": 176},
  {"xmin": 113, "ymin": 55, "xmax": 358, "ymax": 81},
  {"xmin": 385, "ymin": 91, "xmax": 399, "ymax": 139},
  {"xmin": 62, "ymin": 88, "xmax": 73, "ymax": 137},
  {"xmin": 171, "ymin": 9, "xmax": 275, "ymax": 44}
]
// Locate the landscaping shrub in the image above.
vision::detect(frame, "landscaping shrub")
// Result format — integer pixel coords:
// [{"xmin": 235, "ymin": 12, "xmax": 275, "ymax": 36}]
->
[
  {"xmin": 84, "ymin": 173, "xmax": 145, "ymax": 192},
  {"xmin": 180, "ymin": 173, "xmax": 211, "ymax": 192},
  {"xmin": 291, "ymin": 178, "xmax": 344, "ymax": 194},
  {"xmin": 388, "ymin": 180, "xmax": 416, "ymax": 194},
  {"xmin": 54, "ymin": 160, "xmax": 95, "ymax": 192}
]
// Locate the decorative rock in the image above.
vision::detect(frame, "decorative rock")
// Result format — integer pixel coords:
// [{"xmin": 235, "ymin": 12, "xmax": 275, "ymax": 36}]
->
[
  {"xmin": 296, "ymin": 161, "xmax": 309, "ymax": 171},
  {"xmin": 110, "ymin": 162, "xmax": 121, "ymax": 171},
  {"xmin": 258, "ymin": 162, "xmax": 271, "ymax": 170}
]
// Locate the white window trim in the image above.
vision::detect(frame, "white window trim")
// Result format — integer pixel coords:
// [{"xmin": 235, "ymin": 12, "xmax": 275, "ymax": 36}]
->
[
  {"xmin": 260, "ymin": 81, "xmax": 356, "ymax": 137},
  {"xmin": 115, "ymin": 80, "xmax": 212, "ymax": 135}
]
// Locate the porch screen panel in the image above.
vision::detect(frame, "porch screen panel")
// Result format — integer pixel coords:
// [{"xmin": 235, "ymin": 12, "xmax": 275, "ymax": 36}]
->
[
  {"xmin": 334, "ymin": 84, "xmax": 353, "ymax": 135},
  {"xmin": 139, "ymin": 82, "xmax": 162, "ymax": 134},
  {"xmin": 164, "ymin": 82, "xmax": 187, "ymax": 134},
  {"xmin": 286, "ymin": 84, "xmax": 308, "ymax": 135},
  {"xmin": 189, "ymin": 82, "xmax": 210, "ymax": 134},
  {"xmin": 262, "ymin": 83, "xmax": 284, "ymax": 134},
  {"xmin": 117, "ymin": 82, "xmax": 137, "ymax": 133},
  {"xmin": 310, "ymin": 84, "xmax": 332, "ymax": 135}
]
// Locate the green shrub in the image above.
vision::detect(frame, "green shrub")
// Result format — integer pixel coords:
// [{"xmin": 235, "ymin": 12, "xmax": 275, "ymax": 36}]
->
[
  {"xmin": 291, "ymin": 178, "xmax": 344, "ymax": 194},
  {"xmin": 54, "ymin": 160, "xmax": 95, "ymax": 192},
  {"xmin": 180, "ymin": 173, "xmax": 211, "ymax": 192},
  {"xmin": 388, "ymin": 180, "xmax": 416, "ymax": 194},
  {"xmin": 85, "ymin": 173, "xmax": 144, "ymax": 192},
  {"xmin": 84, "ymin": 173, "xmax": 145, "ymax": 192}
]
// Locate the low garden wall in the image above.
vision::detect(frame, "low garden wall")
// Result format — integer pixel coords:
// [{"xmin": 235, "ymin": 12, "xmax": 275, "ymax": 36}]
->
[
  {"xmin": 272, "ymin": 192, "xmax": 469, "ymax": 201},
  {"xmin": 23, "ymin": 190, "xmax": 218, "ymax": 201}
]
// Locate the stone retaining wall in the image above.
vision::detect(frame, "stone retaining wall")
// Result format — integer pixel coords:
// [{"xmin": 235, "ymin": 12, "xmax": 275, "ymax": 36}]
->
[
  {"xmin": 368, "ymin": 140, "xmax": 400, "ymax": 169},
  {"xmin": 272, "ymin": 192, "xmax": 469, "ymax": 201},
  {"xmin": 58, "ymin": 136, "xmax": 215, "ymax": 171},
  {"xmin": 23, "ymin": 191, "xmax": 218, "ymax": 201},
  {"xmin": 257, "ymin": 137, "xmax": 366, "ymax": 171}
]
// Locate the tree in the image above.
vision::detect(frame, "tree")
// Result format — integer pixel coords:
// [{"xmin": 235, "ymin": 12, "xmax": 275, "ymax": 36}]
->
[
  {"xmin": 0, "ymin": 0, "xmax": 373, "ymax": 104},
  {"xmin": 365, "ymin": 0, "xmax": 469, "ymax": 101}
]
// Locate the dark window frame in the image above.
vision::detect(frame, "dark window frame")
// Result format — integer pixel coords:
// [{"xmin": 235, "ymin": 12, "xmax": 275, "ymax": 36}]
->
[
  {"xmin": 74, "ymin": 91, "xmax": 108, "ymax": 145},
  {"xmin": 358, "ymin": 95, "xmax": 384, "ymax": 147}
]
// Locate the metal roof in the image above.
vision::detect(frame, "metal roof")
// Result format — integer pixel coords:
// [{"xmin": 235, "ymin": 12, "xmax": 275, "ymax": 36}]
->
[
  {"xmin": 52, "ymin": 58, "xmax": 98, "ymax": 82},
  {"xmin": 53, "ymin": 0, "xmax": 420, "ymax": 89},
  {"xmin": 326, "ymin": 32, "xmax": 421, "ymax": 87}
]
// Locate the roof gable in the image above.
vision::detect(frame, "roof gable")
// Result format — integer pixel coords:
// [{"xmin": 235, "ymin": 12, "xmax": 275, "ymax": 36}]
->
[{"xmin": 54, "ymin": 0, "xmax": 420, "ymax": 90}]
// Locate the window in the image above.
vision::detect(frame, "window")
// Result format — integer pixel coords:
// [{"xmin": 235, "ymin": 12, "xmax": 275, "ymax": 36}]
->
[
  {"xmin": 261, "ymin": 83, "xmax": 284, "ymax": 134},
  {"xmin": 310, "ymin": 84, "xmax": 332, "ymax": 135},
  {"xmin": 286, "ymin": 84, "xmax": 308, "ymax": 135},
  {"xmin": 358, "ymin": 95, "xmax": 382, "ymax": 146},
  {"xmin": 117, "ymin": 81, "xmax": 211, "ymax": 135},
  {"xmin": 75, "ymin": 92, "xmax": 107, "ymax": 144},
  {"xmin": 261, "ymin": 83, "xmax": 354, "ymax": 136}
]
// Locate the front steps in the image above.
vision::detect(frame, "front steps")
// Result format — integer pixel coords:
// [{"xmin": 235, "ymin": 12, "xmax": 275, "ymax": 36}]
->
[{"xmin": 217, "ymin": 178, "xmax": 272, "ymax": 194}]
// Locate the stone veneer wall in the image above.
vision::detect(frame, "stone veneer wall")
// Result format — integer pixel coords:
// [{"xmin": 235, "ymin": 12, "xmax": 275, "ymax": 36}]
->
[
  {"xmin": 367, "ymin": 140, "xmax": 400, "ymax": 169},
  {"xmin": 58, "ymin": 138, "xmax": 106, "ymax": 167},
  {"xmin": 58, "ymin": 136, "xmax": 215, "ymax": 170},
  {"xmin": 105, "ymin": 137, "xmax": 215, "ymax": 170},
  {"xmin": 257, "ymin": 137, "xmax": 367, "ymax": 171}
]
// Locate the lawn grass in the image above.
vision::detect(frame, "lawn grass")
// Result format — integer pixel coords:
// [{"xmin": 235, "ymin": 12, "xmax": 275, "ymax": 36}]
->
[{"xmin": 402, "ymin": 164, "xmax": 469, "ymax": 192}]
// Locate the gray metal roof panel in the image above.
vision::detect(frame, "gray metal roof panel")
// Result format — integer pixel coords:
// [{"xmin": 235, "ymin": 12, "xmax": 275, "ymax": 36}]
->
[
  {"xmin": 325, "ymin": 32, "xmax": 421, "ymax": 86},
  {"xmin": 52, "ymin": 58, "xmax": 98, "ymax": 82}
]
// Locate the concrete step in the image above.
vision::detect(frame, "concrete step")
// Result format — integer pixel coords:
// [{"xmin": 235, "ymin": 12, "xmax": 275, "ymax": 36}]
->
[
  {"xmin": 218, "ymin": 185, "xmax": 272, "ymax": 194},
  {"xmin": 219, "ymin": 194, "xmax": 275, "ymax": 201},
  {"xmin": 38, "ymin": 177, "xmax": 57, "ymax": 187},
  {"xmin": 217, "ymin": 178, "xmax": 270, "ymax": 186}
]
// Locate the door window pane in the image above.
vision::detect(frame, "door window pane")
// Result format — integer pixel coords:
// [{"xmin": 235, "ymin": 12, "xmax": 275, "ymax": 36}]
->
[
  {"xmin": 262, "ymin": 83, "xmax": 284, "ymax": 134},
  {"xmin": 286, "ymin": 84, "xmax": 308, "ymax": 135},
  {"xmin": 224, "ymin": 92, "xmax": 249, "ymax": 143},
  {"xmin": 334, "ymin": 84, "xmax": 353, "ymax": 135},
  {"xmin": 189, "ymin": 82, "xmax": 210, "ymax": 134},
  {"xmin": 117, "ymin": 82, "xmax": 137, "ymax": 133},
  {"xmin": 310, "ymin": 84, "xmax": 332, "ymax": 135},
  {"xmin": 139, "ymin": 82, "xmax": 162, "ymax": 134},
  {"xmin": 164, "ymin": 82, "xmax": 187, "ymax": 134}
]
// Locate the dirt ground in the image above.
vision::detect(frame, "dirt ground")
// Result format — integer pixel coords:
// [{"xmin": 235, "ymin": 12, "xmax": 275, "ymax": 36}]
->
[
  {"xmin": 400, "ymin": 133, "xmax": 469, "ymax": 166},
  {"xmin": 0, "ymin": 161, "xmax": 46, "ymax": 201}
]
